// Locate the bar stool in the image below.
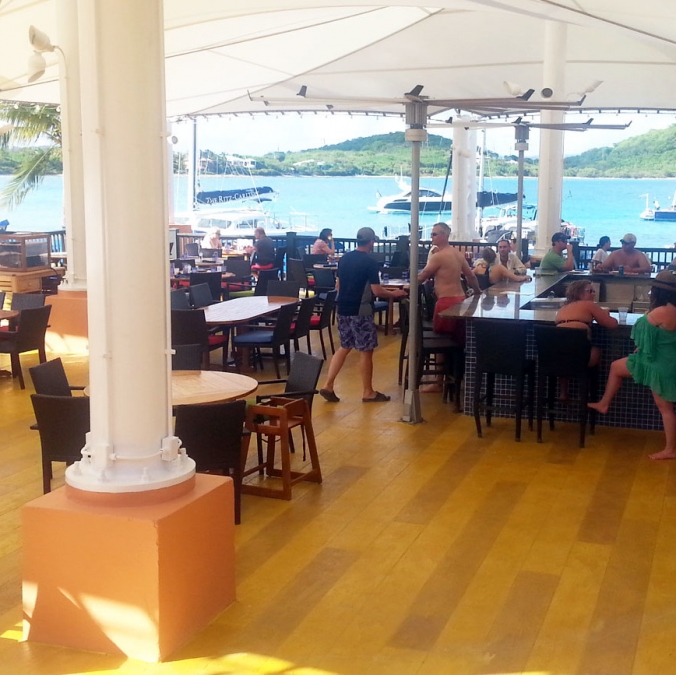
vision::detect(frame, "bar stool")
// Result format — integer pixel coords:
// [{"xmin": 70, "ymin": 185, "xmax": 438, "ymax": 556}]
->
[
  {"xmin": 243, "ymin": 396, "xmax": 322, "ymax": 500},
  {"xmin": 534, "ymin": 324, "xmax": 599, "ymax": 448},
  {"xmin": 473, "ymin": 319, "xmax": 535, "ymax": 441}
]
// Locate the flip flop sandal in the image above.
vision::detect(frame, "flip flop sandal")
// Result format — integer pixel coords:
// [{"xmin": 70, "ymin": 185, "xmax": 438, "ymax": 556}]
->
[
  {"xmin": 362, "ymin": 391, "xmax": 390, "ymax": 403},
  {"xmin": 320, "ymin": 389, "xmax": 340, "ymax": 402}
]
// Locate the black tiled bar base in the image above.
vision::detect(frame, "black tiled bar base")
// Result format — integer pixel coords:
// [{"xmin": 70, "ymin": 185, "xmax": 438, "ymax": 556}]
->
[{"xmin": 464, "ymin": 320, "xmax": 663, "ymax": 431}]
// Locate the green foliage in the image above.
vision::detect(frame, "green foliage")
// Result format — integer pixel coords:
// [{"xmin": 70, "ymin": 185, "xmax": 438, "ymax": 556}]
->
[
  {"xmin": 563, "ymin": 125, "xmax": 676, "ymax": 178},
  {"xmin": 0, "ymin": 103, "xmax": 63, "ymax": 208}
]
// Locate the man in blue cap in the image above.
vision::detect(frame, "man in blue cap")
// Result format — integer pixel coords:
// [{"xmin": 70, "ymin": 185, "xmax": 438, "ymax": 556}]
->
[{"xmin": 319, "ymin": 226, "xmax": 407, "ymax": 403}]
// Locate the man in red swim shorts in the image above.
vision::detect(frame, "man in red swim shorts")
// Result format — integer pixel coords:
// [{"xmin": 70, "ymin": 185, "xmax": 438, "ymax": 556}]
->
[{"xmin": 417, "ymin": 222, "xmax": 481, "ymax": 389}]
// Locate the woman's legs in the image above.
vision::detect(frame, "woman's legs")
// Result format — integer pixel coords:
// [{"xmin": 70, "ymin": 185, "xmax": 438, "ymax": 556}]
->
[
  {"xmin": 649, "ymin": 392, "xmax": 676, "ymax": 460},
  {"xmin": 588, "ymin": 357, "xmax": 631, "ymax": 414}
]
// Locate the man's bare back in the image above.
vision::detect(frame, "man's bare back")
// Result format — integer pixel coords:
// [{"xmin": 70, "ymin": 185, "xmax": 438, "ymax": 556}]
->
[{"xmin": 420, "ymin": 246, "xmax": 473, "ymax": 297}]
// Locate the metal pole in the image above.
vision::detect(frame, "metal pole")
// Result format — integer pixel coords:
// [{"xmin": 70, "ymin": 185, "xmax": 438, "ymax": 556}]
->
[
  {"xmin": 477, "ymin": 129, "xmax": 486, "ymax": 236},
  {"xmin": 515, "ymin": 125, "xmax": 529, "ymax": 256},
  {"xmin": 402, "ymin": 103, "xmax": 427, "ymax": 424}
]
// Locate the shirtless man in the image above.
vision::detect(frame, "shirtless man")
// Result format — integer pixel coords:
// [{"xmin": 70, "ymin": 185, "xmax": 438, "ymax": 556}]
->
[
  {"xmin": 597, "ymin": 233, "xmax": 651, "ymax": 274},
  {"xmin": 418, "ymin": 222, "xmax": 480, "ymax": 339}
]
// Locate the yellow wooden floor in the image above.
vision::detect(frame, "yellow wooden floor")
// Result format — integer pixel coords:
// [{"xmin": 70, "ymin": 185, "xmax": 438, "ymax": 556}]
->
[{"xmin": 1, "ymin": 331, "xmax": 675, "ymax": 675}]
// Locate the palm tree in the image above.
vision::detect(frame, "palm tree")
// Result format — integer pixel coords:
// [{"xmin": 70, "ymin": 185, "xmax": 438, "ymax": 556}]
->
[{"xmin": 0, "ymin": 103, "xmax": 62, "ymax": 209}]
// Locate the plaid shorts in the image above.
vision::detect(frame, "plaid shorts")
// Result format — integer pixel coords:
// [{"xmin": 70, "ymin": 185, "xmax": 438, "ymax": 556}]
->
[{"xmin": 337, "ymin": 315, "xmax": 378, "ymax": 352}]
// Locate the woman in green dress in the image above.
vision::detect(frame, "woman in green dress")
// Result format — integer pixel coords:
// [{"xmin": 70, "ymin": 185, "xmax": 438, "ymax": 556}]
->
[{"xmin": 589, "ymin": 270, "xmax": 676, "ymax": 459}]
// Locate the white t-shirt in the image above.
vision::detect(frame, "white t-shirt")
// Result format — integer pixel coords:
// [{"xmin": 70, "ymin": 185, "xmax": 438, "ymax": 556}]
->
[{"xmin": 592, "ymin": 248, "xmax": 609, "ymax": 265}]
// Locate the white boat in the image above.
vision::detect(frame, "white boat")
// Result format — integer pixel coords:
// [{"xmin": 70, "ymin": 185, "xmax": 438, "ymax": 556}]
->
[
  {"xmin": 173, "ymin": 205, "xmax": 287, "ymax": 237},
  {"xmin": 368, "ymin": 176, "xmax": 518, "ymax": 215},
  {"xmin": 174, "ymin": 139, "xmax": 316, "ymax": 237},
  {"xmin": 482, "ymin": 203, "xmax": 585, "ymax": 244},
  {"xmin": 639, "ymin": 192, "xmax": 676, "ymax": 221},
  {"xmin": 368, "ymin": 182, "xmax": 452, "ymax": 214}
]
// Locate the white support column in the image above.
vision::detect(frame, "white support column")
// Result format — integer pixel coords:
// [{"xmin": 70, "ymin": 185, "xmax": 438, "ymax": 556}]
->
[
  {"xmin": 451, "ymin": 121, "xmax": 478, "ymax": 241},
  {"xmin": 535, "ymin": 21, "xmax": 567, "ymax": 257},
  {"xmin": 66, "ymin": 0, "xmax": 194, "ymax": 492},
  {"xmin": 56, "ymin": 0, "xmax": 87, "ymax": 291}
]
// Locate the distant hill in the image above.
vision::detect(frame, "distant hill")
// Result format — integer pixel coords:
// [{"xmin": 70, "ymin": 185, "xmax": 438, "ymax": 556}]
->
[
  {"xmin": 563, "ymin": 125, "xmax": 676, "ymax": 178},
  {"xmin": 177, "ymin": 124, "xmax": 676, "ymax": 179}
]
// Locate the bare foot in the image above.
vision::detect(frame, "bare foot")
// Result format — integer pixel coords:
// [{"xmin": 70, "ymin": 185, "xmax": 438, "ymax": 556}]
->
[
  {"xmin": 649, "ymin": 449, "xmax": 676, "ymax": 460},
  {"xmin": 421, "ymin": 383, "xmax": 443, "ymax": 393},
  {"xmin": 588, "ymin": 402, "xmax": 609, "ymax": 414}
]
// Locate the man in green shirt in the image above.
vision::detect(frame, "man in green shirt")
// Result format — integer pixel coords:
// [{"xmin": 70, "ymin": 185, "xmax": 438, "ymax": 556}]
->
[{"xmin": 539, "ymin": 232, "xmax": 575, "ymax": 272}]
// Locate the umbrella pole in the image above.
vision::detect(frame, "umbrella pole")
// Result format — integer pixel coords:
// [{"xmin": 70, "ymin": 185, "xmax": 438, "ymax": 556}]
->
[
  {"xmin": 402, "ymin": 103, "xmax": 427, "ymax": 424},
  {"xmin": 514, "ymin": 124, "xmax": 529, "ymax": 256}
]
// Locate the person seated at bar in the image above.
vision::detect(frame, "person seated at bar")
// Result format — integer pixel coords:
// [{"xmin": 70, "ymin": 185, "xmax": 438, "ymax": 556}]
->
[
  {"xmin": 591, "ymin": 235, "xmax": 611, "ymax": 270},
  {"xmin": 589, "ymin": 270, "xmax": 676, "ymax": 460},
  {"xmin": 596, "ymin": 233, "xmax": 652, "ymax": 274},
  {"xmin": 247, "ymin": 227, "xmax": 275, "ymax": 271},
  {"xmin": 312, "ymin": 228, "xmax": 336, "ymax": 256},
  {"xmin": 496, "ymin": 239, "xmax": 527, "ymax": 274},
  {"xmin": 539, "ymin": 232, "xmax": 576, "ymax": 273},
  {"xmin": 200, "ymin": 227, "xmax": 222, "ymax": 251},
  {"xmin": 555, "ymin": 280, "xmax": 618, "ymax": 367},
  {"xmin": 473, "ymin": 247, "xmax": 532, "ymax": 286}
]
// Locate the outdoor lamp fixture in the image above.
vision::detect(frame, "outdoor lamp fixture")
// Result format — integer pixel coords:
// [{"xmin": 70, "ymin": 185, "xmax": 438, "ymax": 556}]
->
[{"xmin": 27, "ymin": 25, "xmax": 63, "ymax": 83}]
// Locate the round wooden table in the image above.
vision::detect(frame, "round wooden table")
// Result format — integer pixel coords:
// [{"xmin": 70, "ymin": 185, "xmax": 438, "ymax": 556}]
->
[
  {"xmin": 85, "ymin": 371, "xmax": 258, "ymax": 406},
  {"xmin": 171, "ymin": 370, "xmax": 258, "ymax": 405}
]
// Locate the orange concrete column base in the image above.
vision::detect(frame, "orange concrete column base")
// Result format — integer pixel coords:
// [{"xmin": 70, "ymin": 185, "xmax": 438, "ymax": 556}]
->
[
  {"xmin": 22, "ymin": 474, "xmax": 236, "ymax": 662},
  {"xmin": 46, "ymin": 290, "xmax": 89, "ymax": 354}
]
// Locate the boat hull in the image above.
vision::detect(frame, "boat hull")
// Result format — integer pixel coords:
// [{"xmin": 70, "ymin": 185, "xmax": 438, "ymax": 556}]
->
[{"xmin": 653, "ymin": 210, "xmax": 676, "ymax": 221}]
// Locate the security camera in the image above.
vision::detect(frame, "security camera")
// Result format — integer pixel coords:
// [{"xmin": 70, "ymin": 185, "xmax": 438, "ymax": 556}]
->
[{"xmin": 541, "ymin": 87, "xmax": 554, "ymax": 98}]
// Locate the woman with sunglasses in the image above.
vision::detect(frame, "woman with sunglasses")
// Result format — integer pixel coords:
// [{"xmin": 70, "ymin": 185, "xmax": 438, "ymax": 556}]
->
[{"xmin": 555, "ymin": 280, "xmax": 618, "ymax": 367}]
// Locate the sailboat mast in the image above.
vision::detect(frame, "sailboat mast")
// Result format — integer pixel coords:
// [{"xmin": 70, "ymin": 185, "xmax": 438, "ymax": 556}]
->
[
  {"xmin": 477, "ymin": 129, "xmax": 486, "ymax": 234},
  {"xmin": 187, "ymin": 117, "xmax": 197, "ymax": 211}
]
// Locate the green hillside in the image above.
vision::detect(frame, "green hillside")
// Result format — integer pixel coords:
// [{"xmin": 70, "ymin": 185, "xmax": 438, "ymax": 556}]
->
[
  {"xmin": 179, "ymin": 124, "xmax": 676, "ymax": 179},
  {"xmin": 564, "ymin": 125, "xmax": 676, "ymax": 177}
]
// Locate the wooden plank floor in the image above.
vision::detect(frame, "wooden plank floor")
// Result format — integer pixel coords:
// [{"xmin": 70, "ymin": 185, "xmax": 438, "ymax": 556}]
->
[{"xmin": 1, "ymin": 331, "xmax": 675, "ymax": 675}]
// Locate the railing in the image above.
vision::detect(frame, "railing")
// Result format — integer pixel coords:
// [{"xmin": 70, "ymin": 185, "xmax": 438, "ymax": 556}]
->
[
  {"xmin": 176, "ymin": 232, "xmax": 676, "ymax": 273},
  {"xmin": 576, "ymin": 245, "xmax": 675, "ymax": 270}
]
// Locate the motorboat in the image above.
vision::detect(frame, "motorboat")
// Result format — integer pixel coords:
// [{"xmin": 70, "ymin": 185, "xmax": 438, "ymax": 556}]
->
[
  {"xmin": 368, "ymin": 185, "xmax": 453, "ymax": 214},
  {"xmin": 368, "ymin": 176, "xmax": 518, "ymax": 215},
  {"xmin": 639, "ymin": 192, "xmax": 676, "ymax": 221},
  {"xmin": 482, "ymin": 203, "xmax": 585, "ymax": 244},
  {"xmin": 173, "ymin": 206, "xmax": 283, "ymax": 237}
]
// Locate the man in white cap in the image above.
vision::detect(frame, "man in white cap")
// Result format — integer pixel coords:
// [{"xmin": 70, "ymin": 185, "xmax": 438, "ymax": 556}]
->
[
  {"xmin": 319, "ymin": 226, "xmax": 408, "ymax": 403},
  {"xmin": 597, "ymin": 233, "xmax": 652, "ymax": 274}
]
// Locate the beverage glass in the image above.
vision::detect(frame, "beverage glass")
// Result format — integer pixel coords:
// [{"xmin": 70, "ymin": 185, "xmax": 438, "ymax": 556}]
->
[
  {"xmin": 618, "ymin": 306, "xmax": 629, "ymax": 323},
  {"xmin": 381, "ymin": 270, "xmax": 389, "ymax": 283}
]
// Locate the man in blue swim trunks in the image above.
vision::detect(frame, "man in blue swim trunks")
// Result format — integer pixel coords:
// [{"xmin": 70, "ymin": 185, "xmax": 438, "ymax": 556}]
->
[{"xmin": 319, "ymin": 226, "xmax": 408, "ymax": 403}]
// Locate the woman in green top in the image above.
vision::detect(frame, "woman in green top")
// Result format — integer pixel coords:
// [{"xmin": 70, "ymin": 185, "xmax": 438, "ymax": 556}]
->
[{"xmin": 589, "ymin": 270, "xmax": 676, "ymax": 459}]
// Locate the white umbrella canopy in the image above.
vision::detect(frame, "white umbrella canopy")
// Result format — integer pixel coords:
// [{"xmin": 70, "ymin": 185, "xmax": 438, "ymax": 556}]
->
[{"xmin": 1, "ymin": 0, "xmax": 675, "ymax": 118}]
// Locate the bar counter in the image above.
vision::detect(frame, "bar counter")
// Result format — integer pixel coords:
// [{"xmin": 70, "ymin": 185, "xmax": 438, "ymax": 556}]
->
[{"xmin": 439, "ymin": 271, "xmax": 659, "ymax": 431}]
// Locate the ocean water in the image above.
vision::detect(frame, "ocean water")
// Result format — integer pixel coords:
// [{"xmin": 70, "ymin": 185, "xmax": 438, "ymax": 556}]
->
[{"xmin": 2, "ymin": 173, "xmax": 675, "ymax": 248}]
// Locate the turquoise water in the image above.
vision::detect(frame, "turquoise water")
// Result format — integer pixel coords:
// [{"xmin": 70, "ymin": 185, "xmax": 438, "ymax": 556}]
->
[{"xmin": 2, "ymin": 173, "xmax": 675, "ymax": 248}]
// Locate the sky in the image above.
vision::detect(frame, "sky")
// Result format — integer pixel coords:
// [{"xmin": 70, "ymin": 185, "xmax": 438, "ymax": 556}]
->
[{"xmin": 170, "ymin": 112, "xmax": 676, "ymax": 160}]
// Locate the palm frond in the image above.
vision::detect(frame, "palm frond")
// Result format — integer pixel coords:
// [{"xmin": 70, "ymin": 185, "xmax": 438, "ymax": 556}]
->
[
  {"xmin": 0, "ymin": 147, "xmax": 57, "ymax": 209},
  {"xmin": 0, "ymin": 103, "xmax": 61, "ymax": 150}
]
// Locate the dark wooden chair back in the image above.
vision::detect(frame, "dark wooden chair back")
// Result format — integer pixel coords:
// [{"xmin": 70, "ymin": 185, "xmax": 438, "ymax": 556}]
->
[
  {"xmin": 30, "ymin": 393, "xmax": 90, "ymax": 493},
  {"xmin": 29, "ymin": 358, "xmax": 75, "ymax": 396},
  {"xmin": 174, "ymin": 399, "xmax": 247, "ymax": 523},
  {"xmin": 171, "ymin": 344, "xmax": 203, "ymax": 370}
]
